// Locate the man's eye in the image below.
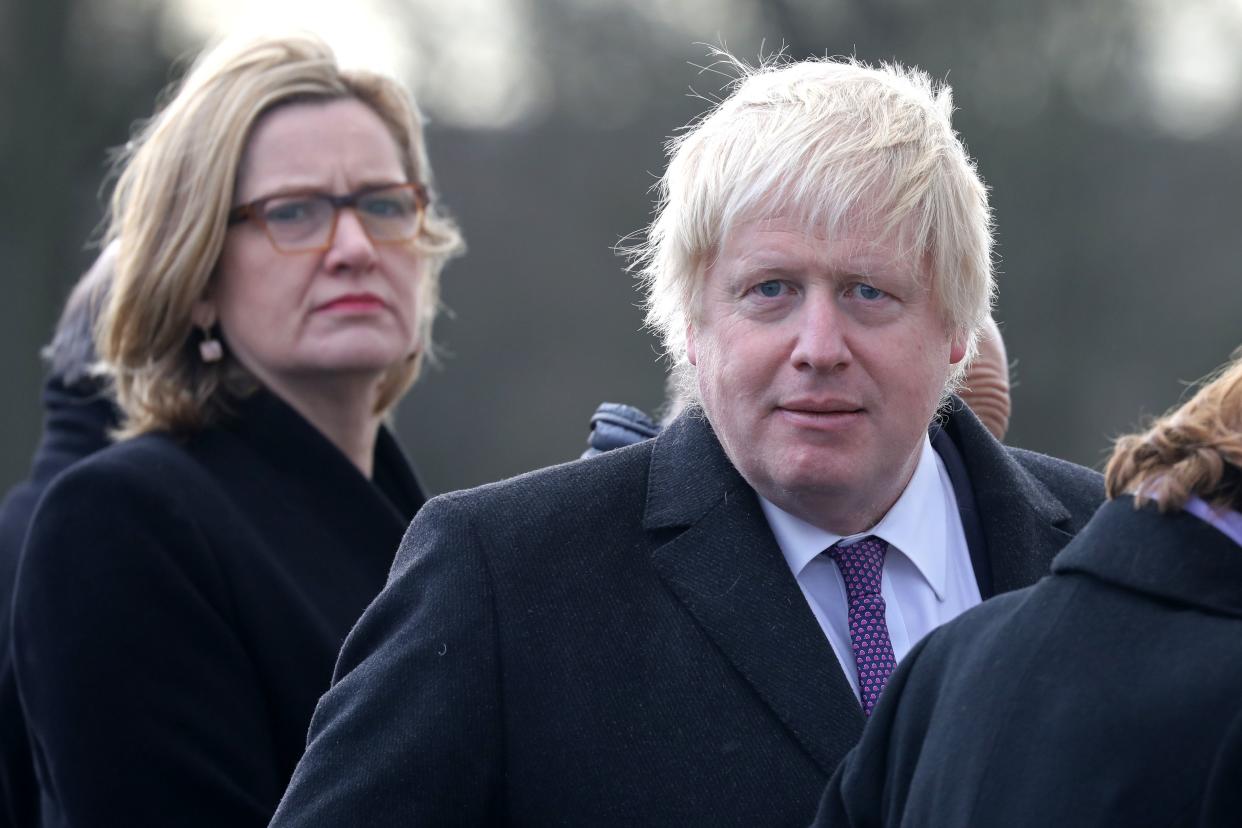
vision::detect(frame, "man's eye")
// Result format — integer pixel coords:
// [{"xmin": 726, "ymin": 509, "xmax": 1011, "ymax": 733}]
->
[
  {"xmin": 856, "ymin": 283, "xmax": 886, "ymax": 301},
  {"xmin": 755, "ymin": 280, "xmax": 784, "ymax": 298}
]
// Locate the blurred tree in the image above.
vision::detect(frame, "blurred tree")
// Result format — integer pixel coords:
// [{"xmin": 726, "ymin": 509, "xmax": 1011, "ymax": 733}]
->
[{"xmin": 4, "ymin": 0, "xmax": 1242, "ymax": 494}]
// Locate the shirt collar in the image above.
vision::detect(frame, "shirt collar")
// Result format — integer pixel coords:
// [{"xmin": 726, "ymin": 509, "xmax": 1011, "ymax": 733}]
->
[
  {"xmin": 760, "ymin": 434, "xmax": 952, "ymax": 600},
  {"xmin": 1183, "ymin": 496, "xmax": 1242, "ymax": 547}
]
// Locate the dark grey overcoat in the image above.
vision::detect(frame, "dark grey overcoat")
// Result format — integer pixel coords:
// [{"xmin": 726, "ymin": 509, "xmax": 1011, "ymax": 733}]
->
[{"xmin": 273, "ymin": 399, "xmax": 1103, "ymax": 827}]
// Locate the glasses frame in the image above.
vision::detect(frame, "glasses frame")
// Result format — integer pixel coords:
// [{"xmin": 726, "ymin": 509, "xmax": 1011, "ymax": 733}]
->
[{"xmin": 226, "ymin": 182, "xmax": 429, "ymax": 254}]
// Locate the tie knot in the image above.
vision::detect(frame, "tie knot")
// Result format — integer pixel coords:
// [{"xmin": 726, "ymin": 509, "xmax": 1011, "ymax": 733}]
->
[{"xmin": 827, "ymin": 535, "xmax": 888, "ymax": 597}]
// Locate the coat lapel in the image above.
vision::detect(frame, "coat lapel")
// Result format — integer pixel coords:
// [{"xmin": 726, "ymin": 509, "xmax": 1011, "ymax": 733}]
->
[
  {"xmin": 940, "ymin": 398, "xmax": 1078, "ymax": 595},
  {"xmin": 644, "ymin": 413, "xmax": 864, "ymax": 774},
  {"xmin": 224, "ymin": 391, "xmax": 426, "ymax": 565},
  {"xmin": 1055, "ymin": 497, "xmax": 1242, "ymax": 618}
]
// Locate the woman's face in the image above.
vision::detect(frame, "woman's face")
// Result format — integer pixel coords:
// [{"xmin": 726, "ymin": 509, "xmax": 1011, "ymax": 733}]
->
[{"xmin": 208, "ymin": 98, "xmax": 424, "ymax": 403}]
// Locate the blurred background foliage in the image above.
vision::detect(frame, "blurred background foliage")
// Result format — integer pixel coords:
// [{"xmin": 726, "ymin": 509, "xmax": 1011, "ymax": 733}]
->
[{"xmin": 3, "ymin": 0, "xmax": 1241, "ymax": 495}]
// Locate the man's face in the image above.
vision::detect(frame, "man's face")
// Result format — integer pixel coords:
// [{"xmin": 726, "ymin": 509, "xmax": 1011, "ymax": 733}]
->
[{"xmin": 687, "ymin": 214, "xmax": 966, "ymax": 535}]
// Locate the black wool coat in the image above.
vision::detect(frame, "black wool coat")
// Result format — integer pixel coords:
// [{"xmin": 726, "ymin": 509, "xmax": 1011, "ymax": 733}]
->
[
  {"xmin": 271, "ymin": 400, "xmax": 1103, "ymax": 827},
  {"xmin": 11, "ymin": 391, "xmax": 424, "ymax": 828},
  {"xmin": 815, "ymin": 496, "xmax": 1242, "ymax": 827},
  {"xmin": 0, "ymin": 377, "xmax": 116, "ymax": 828}
]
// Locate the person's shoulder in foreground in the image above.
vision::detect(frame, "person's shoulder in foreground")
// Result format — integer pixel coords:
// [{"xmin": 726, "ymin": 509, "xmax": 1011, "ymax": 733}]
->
[{"xmin": 816, "ymin": 347, "xmax": 1242, "ymax": 827}]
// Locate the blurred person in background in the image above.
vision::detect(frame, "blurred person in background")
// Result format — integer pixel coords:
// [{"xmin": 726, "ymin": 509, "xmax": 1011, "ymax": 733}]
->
[
  {"xmin": 11, "ymin": 32, "xmax": 462, "ymax": 827},
  {"xmin": 271, "ymin": 53, "xmax": 1099, "ymax": 827},
  {"xmin": 957, "ymin": 315, "xmax": 1010, "ymax": 441},
  {"xmin": 0, "ymin": 244, "xmax": 118, "ymax": 828},
  {"xmin": 815, "ymin": 346, "xmax": 1242, "ymax": 826}
]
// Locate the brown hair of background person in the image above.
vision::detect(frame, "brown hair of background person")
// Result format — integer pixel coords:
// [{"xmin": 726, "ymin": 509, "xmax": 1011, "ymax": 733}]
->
[{"xmin": 1106, "ymin": 350, "xmax": 1242, "ymax": 512}]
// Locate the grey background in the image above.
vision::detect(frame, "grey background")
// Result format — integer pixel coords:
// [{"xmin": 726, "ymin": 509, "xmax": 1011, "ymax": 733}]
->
[{"xmin": 4, "ymin": 0, "xmax": 1241, "ymax": 497}]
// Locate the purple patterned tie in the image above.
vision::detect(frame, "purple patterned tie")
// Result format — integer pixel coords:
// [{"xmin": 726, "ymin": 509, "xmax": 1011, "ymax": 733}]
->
[{"xmin": 827, "ymin": 536, "xmax": 896, "ymax": 717}]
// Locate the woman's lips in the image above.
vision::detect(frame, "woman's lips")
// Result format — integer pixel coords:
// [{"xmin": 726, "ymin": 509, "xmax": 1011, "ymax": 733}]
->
[{"xmin": 316, "ymin": 294, "xmax": 386, "ymax": 313}]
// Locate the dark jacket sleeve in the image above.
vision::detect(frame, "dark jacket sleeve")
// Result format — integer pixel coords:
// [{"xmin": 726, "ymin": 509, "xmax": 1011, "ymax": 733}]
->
[
  {"xmin": 1200, "ymin": 706, "xmax": 1242, "ymax": 825},
  {"xmin": 270, "ymin": 492, "xmax": 503, "ymax": 826},
  {"xmin": 0, "ymin": 483, "xmax": 41, "ymax": 828},
  {"xmin": 12, "ymin": 455, "xmax": 282, "ymax": 827}
]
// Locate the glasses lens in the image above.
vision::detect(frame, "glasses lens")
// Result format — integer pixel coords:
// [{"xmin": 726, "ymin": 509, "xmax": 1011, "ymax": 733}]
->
[
  {"xmin": 356, "ymin": 186, "xmax": 422, "ymax": 242},
  {"xmin": 262, "ymin": 196, "xmax": 334, "ymax": 250}
]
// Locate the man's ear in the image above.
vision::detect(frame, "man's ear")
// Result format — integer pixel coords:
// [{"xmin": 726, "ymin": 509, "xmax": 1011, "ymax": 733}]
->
[
  {"xmin": 686, "ymin": 324, "xmax": 698, "ymax": 366},
  {"xmin": 949, "ymin": 332, "xmax": 967, "ymax": 365}
]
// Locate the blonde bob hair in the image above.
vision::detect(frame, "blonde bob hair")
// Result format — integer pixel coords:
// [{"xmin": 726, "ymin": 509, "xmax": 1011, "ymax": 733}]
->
[
  {"xmin": 632, "ymin": 53, "xmax": 994, "ymax": 397},
  {"xmin": 1106, "ymin": 349, "xmax": 1242, "ymax": 513},
  {"xmin": 101, "ymin": 33, "xmax": 464, "ymax": 437}
]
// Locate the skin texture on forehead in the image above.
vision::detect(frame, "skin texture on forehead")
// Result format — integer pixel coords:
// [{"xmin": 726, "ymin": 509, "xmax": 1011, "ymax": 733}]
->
[{"xmin": 235, "ymin": 99, "xmax": 407, "ymax": 203}]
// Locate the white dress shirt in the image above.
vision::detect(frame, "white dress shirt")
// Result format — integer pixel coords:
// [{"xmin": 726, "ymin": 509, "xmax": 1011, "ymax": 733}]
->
[{"xmin": 759, "ymin": 434, "xmax": 982, "ymax": 698}]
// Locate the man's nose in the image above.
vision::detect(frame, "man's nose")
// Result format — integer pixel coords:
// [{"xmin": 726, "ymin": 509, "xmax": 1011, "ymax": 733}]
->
[
  {"xmin": 789, "ymin": 292, "xmax": 851, "ymax": 372},
  {"xmin": 324, "ymin": 208, "xmax": 379, "ymax": 272}
]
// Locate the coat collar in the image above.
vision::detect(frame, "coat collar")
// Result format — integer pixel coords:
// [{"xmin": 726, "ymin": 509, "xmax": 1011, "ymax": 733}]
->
[
  {"xmin": 223, "ymin": 389, "xmax": 426, "ymax": 526},
  {"xmin": 641, "ymin": 402, "xmax": 1090, "ymax": 772},
  {"xmin": 1053, "ymin": 496, "xmax": 1242, "ymax": 618},
  {"xmin": 937, "ymin": 397, "xmax": 1079, "ymax": 594},
  {"xmin": 644, "ymin": 410, "xmax": 744, "ymax": 530},
  {"xmin": 649, "ymin": 399, "xmax": 1083, "ymax": 590}
]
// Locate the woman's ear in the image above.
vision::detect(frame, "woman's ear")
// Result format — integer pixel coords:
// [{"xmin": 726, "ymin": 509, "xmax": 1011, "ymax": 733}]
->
[{"xmin": 191, "ymin": 299, "xmax": 216, "ymax": 330}]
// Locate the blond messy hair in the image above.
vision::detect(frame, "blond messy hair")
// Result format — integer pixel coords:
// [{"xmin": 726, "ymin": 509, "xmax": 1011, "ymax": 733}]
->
[
  {"xmin": 631, "ymin": 51, "xmax": 994, "ymax": 399},
  {"xmin": 102, "ymin": 33, "xmax": 464, "ymax": 438},
  {"xmin": 1106, "ymin": 350, "xmax": 1242, "ymax": 513}
]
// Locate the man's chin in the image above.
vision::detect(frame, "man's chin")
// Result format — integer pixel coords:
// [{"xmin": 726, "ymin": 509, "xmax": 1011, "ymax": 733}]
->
[{"xmin": 754, "ymin": 463, "xmax": 863, "ymax": 506}]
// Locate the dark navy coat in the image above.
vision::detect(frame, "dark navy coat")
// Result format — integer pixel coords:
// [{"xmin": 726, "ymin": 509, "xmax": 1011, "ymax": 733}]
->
[
  {"xmin": 12, "ymin": 391, "xmax": 424, "ymax": 827},
  {"xmin": 0, "ymin": 377, "xmax": 116, "ymax": 828},
  {"xmin": 816, "ymin": 497, "xmax": 1242, "ymax": 827}
]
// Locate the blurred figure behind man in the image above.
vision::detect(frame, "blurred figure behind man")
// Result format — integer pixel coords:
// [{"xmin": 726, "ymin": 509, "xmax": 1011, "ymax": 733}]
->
[{"xmin": 0, "ymin": 244, "xmax": 118, "ymax": 828}]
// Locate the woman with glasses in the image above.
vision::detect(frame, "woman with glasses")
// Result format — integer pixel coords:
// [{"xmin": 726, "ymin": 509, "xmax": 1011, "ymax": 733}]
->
[{"xmin": 11, "ymin": 34, "xmax": 462, "ymax": 826}]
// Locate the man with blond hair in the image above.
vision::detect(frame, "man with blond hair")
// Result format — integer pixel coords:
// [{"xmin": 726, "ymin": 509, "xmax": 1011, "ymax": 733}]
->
[{"xmin": 273, "ymin": 54, "xmax": 1103, "ymax": 826}]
